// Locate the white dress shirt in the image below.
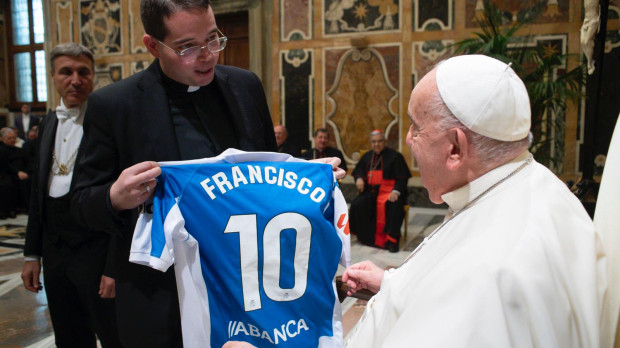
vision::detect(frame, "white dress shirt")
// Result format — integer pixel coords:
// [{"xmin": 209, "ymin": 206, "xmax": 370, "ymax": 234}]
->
[
  {"xmin": 48, "ymin": 100, "xmax": 86, "ymax": 198},
  {"xmin": 21, "ymin": 113, "xmax": 30, "ymax": 136}
]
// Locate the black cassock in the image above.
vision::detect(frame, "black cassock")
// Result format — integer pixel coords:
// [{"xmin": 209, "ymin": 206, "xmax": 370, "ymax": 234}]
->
[{"xmin": 350, "ymin": 147, "xmax": 411, "ymax": 247}]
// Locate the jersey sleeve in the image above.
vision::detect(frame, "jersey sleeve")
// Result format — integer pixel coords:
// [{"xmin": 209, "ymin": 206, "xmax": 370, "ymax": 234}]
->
[
  {"xmin": 129, "ymin": 167, "xmax": 195, "ymax": 272},
  {"xmin": 332, "ymin": 178, "xmax": 351, "ymax": 268}
]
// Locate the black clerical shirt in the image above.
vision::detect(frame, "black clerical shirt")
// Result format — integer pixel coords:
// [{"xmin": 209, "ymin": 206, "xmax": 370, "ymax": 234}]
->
[{"xmin": 161, "ymin": 72, "xmax": 239, "ymax": 160}]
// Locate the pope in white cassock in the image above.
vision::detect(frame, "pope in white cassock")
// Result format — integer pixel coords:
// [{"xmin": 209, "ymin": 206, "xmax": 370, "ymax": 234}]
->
[
  {"xmin": 221, "ymin": 55, "xmax": 607, "ymax": 348},
  {"xmin": 341, "ymin": 54, "xmax": 606, "ymax": 348}
]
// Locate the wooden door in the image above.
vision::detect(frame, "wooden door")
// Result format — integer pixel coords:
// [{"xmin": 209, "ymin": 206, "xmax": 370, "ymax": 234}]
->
[{"xmin": 215, "ymin": 12, "xmax": 249, "ymax": 70}]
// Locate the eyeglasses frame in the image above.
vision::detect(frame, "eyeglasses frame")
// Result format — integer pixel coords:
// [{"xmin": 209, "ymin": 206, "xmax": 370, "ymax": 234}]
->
[{"xmin": 157, "ymin": 28, "xmax": 227, "ymax": 57}]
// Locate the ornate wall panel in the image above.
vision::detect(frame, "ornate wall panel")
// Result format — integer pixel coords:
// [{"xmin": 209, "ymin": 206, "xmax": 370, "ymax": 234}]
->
[
  {"xmin": 281, "ymin": 0, "xmax": 312, "ymax": 41},
  {"xmin": 130, "ymin": 60, "xmax": 151, "ymax": 75},
  {"xmin": 467, "ymin": 0, "xmax": 569, "ymax": 27},
  {"xmin": 8, "ymin": 0, "xmax": 616, "ymax": 181},
  {"xmin": 129, "ymin": 0, "xmax": 146, "ymax": 54},
  {"xmin": 79, "ymin": 0, "xmax": 122, "ymax": 55},
  {"xmin": 280, "ymin": 49, "xmax": 314, "ymax": 151},
  {"xmin": 411, "ymin": 40, "xmax": 453, "ymax": 86},
  {"xmin": 323, "ymin": 0, "xmax": 401, "ymax": 35},
  {"xmin": 94, "ymin": 63, "xmax": 123, "ymax": 90},
  {"xmin": 412, "ymin": 0, "xmax": 453, "ymax": 31},
  {"xmin": 55, "ymin": 2, "xmax": 74, "ymax": 43},
  {"xmin": 324, "ymin": 45, "xmax": 400, "ymax": 164}
]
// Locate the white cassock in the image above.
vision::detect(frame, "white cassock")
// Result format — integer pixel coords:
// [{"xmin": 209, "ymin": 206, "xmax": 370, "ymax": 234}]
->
[
  {"xmin": 346, "ymin": 151, "xmax": 606, "ymax": 348},
  {"xmin": 595, "ymin": 115, "xmax": 620, "ymax": 348}
]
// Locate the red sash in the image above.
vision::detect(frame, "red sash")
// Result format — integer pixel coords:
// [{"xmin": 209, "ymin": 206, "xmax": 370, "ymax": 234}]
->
[{"xmin": 367, "ymin": 169, "xmax": 395, "ymax": 247}]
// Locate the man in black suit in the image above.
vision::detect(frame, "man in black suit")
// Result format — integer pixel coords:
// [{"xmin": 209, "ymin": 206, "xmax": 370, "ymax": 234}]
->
[
  {"xmin": 303, "ymin": 128, "xmax": 348, "ymax": 171},
  {"xmin": 0, "ymin": 127, "xmax": 27, "ymax": 218},
  {"xmin": 274, "ymin": 124, "xmax": 301, "ymax": 156},
  {"xmin": 14, "ymin": 103, "xmax": 40, "ymax": 140},
  {"xmin": 71, "ymin": 1, "xmax": 277, "ymax": 347},
  {"xmin": 21, "ymin": 43, "xmax": 121, "ymax": 347}
]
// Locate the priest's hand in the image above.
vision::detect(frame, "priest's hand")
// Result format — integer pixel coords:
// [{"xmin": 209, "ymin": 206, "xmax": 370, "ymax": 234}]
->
[
  {"xmin": 222, "ymin": 341, "xmax": 257, "ymax": 348},
  {"xmin": 109, "ymin": 161, "xmax": 161, "ymax": 211},
  {"xmin": 17, "ymin": 170, "xmax": 29, "ymax": 180},
  {"xmin": 99, "ymin": 275, "xmax": 115, "ymax": 299},
  {"xmin": 355, "ymin": 178, "xmax": 365, "ymax": 192},
  {"xmin": 342, "ymin": 260, "xmax": 384, "ymax": 296},
  {"xmin": 310, "ymin": 157, "xmax": 346, "ymax": 179}
]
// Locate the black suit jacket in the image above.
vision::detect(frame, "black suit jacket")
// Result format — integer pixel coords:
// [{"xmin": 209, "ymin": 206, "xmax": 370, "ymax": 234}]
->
[
  {"xmin": 15, "ymin": 114, "xmax": 40, "ymax": 140},
  {"xmin": 23, "ymin": 110, "xmax": 113, "ymax": 275},
  {"xmin": 71, "ymin": 61, "xmax": 276, "ymax": 347}
]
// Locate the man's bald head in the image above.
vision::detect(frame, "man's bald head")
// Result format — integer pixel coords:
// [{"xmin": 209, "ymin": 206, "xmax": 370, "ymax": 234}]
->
[{"xmin": 274, "ymin": 125, "xmax": 288, "ymax": 147}]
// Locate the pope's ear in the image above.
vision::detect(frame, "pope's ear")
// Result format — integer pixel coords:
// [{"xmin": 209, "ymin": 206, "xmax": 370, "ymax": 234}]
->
[
  {"xmin": 446, "ymin": 127, "xmax": 468, "ymax": 171},
  {"xmin": 143, "ymin": 34, "xmax": 160, "ymax": 57}
]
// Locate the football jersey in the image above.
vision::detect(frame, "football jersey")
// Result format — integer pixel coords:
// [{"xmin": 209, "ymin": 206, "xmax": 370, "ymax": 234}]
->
[{"xmin": 130, "ymin": 149, "xmax": 351, "ymax": 348}]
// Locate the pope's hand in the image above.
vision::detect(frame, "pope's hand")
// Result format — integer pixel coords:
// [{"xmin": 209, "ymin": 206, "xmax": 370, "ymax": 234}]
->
[{"xmin": 341, "ymin": 260, "xmax": 385, "ymax": 296}]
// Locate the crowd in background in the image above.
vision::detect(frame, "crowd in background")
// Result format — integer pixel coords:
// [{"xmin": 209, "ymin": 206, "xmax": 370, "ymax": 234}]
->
[{"xmin": 0, "ymin": 106, "xmax": 39, "ymax": 219}]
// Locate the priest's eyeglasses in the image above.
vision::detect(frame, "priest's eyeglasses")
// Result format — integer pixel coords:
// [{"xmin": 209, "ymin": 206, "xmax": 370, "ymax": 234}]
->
[{"xmin": 157, "ymin": 29, "xmax": 227, "ymax": 58}]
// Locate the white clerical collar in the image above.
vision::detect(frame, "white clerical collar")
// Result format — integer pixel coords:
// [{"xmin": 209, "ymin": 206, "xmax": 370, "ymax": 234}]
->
[
  {"xmin": 188, "ymin": 86, "xmax": 200, "ymax": 92},
  {"xmin": 56, "ymin": 99, "xmax": 86, "ymax": 123},
  {"xmin": 441, "ymin": 151, "xmax": 533, "ymax": 212}
]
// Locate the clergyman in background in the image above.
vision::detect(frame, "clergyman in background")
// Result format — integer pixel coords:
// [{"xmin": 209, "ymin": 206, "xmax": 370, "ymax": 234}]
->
[{"xmin": 349, "ymin": 129, "xmax": 411, "ymax": 252}]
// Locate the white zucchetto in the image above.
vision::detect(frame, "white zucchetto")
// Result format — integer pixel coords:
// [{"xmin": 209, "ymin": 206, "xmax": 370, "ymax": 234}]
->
[{"xmin": 435, "ymin": 54, "xmax": 531, "ymax": 141}]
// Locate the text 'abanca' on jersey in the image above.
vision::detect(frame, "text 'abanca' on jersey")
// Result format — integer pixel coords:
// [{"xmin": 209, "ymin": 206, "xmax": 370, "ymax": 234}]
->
[
  {"xmin": 228, "ymin": 318, "xmax": 309, "ymax": 345},
  {"xmin": 201, "ymin": 165, "xmax": 327, "ymax": 203}
]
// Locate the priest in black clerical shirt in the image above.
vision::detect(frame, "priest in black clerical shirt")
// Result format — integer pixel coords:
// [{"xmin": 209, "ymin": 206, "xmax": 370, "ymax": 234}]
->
[{"xmin": 303, "ymin": 128, "xmax": 347, "ymax": 172}]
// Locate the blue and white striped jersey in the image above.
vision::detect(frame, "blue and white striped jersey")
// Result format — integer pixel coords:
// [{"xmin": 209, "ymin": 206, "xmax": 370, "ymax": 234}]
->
[{"xmin": 130, "ymin": 149, "xmax": 351, "ymax": 348}]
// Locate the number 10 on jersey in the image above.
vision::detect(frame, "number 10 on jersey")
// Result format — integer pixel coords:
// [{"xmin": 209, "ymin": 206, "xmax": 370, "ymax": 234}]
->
[{"xmin": 224, "ymin": 213, "xmax": 312, "ymax": 312}]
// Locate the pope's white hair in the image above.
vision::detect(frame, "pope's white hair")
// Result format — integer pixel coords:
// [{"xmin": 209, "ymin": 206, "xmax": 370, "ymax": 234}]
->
[{"xmin": 427, "ymin": 86, "xmax": 530, "ymax": 170}]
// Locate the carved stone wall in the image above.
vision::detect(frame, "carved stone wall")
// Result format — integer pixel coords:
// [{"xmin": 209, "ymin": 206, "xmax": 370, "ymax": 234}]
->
[
  {"xmin": 272, "ymin": 0, "xmax": 620, "ymax": 181},
  {"xmin": 0, "ymin": 0, "xmax": 618, "ymax": 182}
]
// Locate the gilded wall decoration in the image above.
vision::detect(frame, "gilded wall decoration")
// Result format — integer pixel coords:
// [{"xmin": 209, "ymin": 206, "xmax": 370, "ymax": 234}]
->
[
  {"xmin": 80, "ymin": 0, "xmax": 122, "ymax": 55},
  {"xmin": 325, "ymin": 46, "xmax": 400, "ymax": 163},
  {"xmin": 412, "ymin": 0, "xmax": 453, "ymax": 31},
  {"xmin": 280, "ymin": 49, "xmax": 314, "ymax": 151},
  {"xmin": 55, "ymin": 2, "xmax": 74, "ymax": 43},
  {"xmin": 129, "ymin": 0, "xmax": 147, "ymax": 53},
  {"xmin": 131, "ymin": 60, "xmax": 151, "ymax": 74},
  {"xmin": 94, "ymin": 63, "xmax": 123, "ymax": 90},
  {"xmin": 411, "ymin": 40, "xmax": 453, "ymax": 85},
  {"xmin": 467, "ymin": 0, "xmax": 568, "ymax": 28},
  {"xmin": 281, "ymin": 0, "xmax": 312, "ymax": 41},
  {"xmin": 324, "ymin": 0, "xmax": 400, "ymax": 35}
]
